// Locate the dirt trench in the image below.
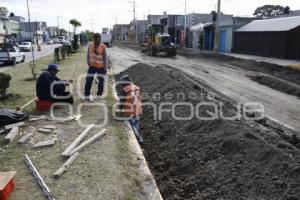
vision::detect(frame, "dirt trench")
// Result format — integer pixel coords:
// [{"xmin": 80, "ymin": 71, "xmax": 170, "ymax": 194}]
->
[{"xmin": 115, "ymin": 63, "xmax": 300, "ymax": 200}]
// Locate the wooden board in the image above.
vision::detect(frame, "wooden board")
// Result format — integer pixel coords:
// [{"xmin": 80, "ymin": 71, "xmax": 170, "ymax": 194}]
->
[
  {"xmin": 0, "ymin": 171, "xmax": 16, "ymax": 190},
  {"xmin": 29, "ymin": 116, "xmax": 47, "ymax": 122},
  {"xmin": 62, "ymin": 124, "xmax": 95, "ymax": 157},
  {"xmin": 18, "ymin": 133, "xmax": 33, "ymax": 144},
  {"xmin": 33, "ymin": 140, "xmax": 56, "ymax": 148},
  {"xmin": 68, "ymin": 129, "xmax": 106, "ymax": 156},
  {"xmin": 38, "ymin": 128, "xmax": 53, "ymax": 133},
  {"xmin": 4, "ymin": 127, "xmax": 19, "ymax": 142},
  {"xmin": 5, "ymin": 122, "xmax": 25, "ymax": 130},
  {"xmin": 41, "ymin": 125, "xmax": 57, "ymax": 130},
  {"xmin": 53, "ymin": 152, "xmax": 80, "ymax": 178}
]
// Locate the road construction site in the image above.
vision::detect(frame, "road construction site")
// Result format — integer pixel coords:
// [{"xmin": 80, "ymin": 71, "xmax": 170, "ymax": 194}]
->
[
  {"xmin": 0, "ymin": 44, "xmax": 300, "ymax": 200},
  {"xmin": 111, "ymin": 44, "xmax": 300, "ymax": 199}
]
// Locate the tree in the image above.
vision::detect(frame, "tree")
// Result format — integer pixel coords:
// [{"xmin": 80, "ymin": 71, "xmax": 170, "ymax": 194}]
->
[
  {"xmin": 69, "ymin": 19, "xmax": 82, "ymax": 34},
  {"xmin": 283, "ymin": 6, "xmax": 290, "ymax": 15},
  {"xmin": 254, "ymin": 5, "xmax": 288, "ymax": 18},
  {"xmin": 0, "ymin": 7, "xmax": 8, "ymax": 17}
]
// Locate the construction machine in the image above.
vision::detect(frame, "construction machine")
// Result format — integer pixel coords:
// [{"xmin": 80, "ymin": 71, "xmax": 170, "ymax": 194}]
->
[{"xmin": 145, "ymin": 24, "xmax": 177, "ymax": 57}]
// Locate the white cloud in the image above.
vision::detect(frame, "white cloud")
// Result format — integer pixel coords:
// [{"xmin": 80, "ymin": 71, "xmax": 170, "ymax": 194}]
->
[{"xmin": 2, "ymin": 0, "xmax": 300, "ymax": 32}]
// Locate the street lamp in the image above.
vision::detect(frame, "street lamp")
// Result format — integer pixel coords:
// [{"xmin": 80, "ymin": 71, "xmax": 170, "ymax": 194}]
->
[{"xmin": 184, "ymin": 0, "xmax": 186, "ymax": 48}]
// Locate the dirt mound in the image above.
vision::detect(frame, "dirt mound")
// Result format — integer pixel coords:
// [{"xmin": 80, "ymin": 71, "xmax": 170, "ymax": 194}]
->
[
  {"xmin": 249, "ymin": 75, "xmax": 300, "ymax": 98},
  {"xmin": 115, "ymin": 63, "xmax": 300, "ymax": 200}
]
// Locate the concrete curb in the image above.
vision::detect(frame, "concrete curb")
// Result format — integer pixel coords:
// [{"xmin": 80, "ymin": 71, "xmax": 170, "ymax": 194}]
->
[{"xmin": 110, "ymin": 78, "xmax": 164, "ymax": 200}]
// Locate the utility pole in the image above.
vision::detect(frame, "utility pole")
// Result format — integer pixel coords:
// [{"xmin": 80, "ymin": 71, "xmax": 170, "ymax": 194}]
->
[
  {"xmin": 214, "ymin": 0, "xmax": 221, "ymax": 53},
  {"xmin": 57, "ymin": 16, "xmax": 61, "ymax": 35},
  {"xmin": 26, "ymin": 0, "xmax": 34, "ymax": 61},
  {"xmin": 184, "ymin": 0, "xmax": 187, "ymax": 48},
  {"xmin": 129, "ymin": 1, "xmax": 137, "ymax": 43}
]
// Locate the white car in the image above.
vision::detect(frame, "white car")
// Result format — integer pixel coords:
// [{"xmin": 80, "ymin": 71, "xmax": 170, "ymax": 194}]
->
[
  {"xmin": 18, "ymin": 42, "xmax": 33, "ymax": 52},
  {"xmin": 0, "ymin": 46, "xmax": 25, "ymax": 65}
]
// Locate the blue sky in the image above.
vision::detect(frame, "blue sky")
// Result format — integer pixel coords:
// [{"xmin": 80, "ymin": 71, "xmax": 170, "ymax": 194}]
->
[{"xmin": 2, "ymin": 0, "xmax": 300, "ymax": 32}]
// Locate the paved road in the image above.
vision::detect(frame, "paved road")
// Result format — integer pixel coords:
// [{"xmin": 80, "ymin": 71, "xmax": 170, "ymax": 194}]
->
[
  {"xmin": 0, "ymin": 44, "xmax": 61, "ymax": 72},
  {"xmin": 109, "ymin": 47, "xmax": 300, "ymax": 132}
]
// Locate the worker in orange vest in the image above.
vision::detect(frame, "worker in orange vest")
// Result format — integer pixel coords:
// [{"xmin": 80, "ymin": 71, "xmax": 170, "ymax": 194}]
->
[
  {"xmin": 119, "ymin": 75, "xmax": 143, "ymax": 144},
  {"xmin": 84, "ymin": 33, "xmax": 108, "ymax": 101}
]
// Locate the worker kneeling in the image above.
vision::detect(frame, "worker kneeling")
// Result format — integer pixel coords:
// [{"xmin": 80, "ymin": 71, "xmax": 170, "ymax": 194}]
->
[
  {"xmin": 36, "ymin": 64, "xmax": 74, "ymax": 106},
  {"xmin": 118, "ymin": 75, "xmax": 143, "ymax": 144}
]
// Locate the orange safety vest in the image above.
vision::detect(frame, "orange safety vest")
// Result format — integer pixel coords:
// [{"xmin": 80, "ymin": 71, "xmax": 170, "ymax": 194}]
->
[
  {"xmin": 123, "ymin": 84, "xmax": 142, "ymax": 117},
  {"xmin": 88, "ymin": 42, "xmax": 106, "ymax": 68}
]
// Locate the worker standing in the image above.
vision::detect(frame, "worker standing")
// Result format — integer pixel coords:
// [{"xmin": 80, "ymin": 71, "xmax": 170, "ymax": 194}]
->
[
  {"xmin": 84, "ymin": 33, "xmax": 108, "ymax": 101},
  {"xmin": 118, "ymin": 75, "xmax": 143, "ymax": 144}
]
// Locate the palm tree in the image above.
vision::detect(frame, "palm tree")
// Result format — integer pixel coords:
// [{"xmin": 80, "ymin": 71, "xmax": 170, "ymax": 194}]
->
[{"xmin": 69, "ymin": 19, "xmax": 82, "ymax": 35}]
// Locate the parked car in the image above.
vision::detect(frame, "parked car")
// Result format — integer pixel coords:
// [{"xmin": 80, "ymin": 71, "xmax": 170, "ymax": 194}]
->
[
  {"xmin": 0, "ymin": 46, "xmax": 25, "ymax": 65},
  {"xmin": 18, "ymin": 42, "xmax": 34, "ymax": 52},
  {"xmin": 46, "ymin": 40, "xmax": 54, "ymax": 45},
  {"xmin": 63, "ymin": 40, "xmax": 71, "ymax": 45}
]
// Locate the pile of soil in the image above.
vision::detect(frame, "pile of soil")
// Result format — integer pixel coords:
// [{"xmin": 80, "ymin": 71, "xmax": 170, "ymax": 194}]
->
[
  {"xmin": 116, "ymin": 63, "xmax": 300, "ymax": 200},
  {"xmin": 249, "ymin": 75, "xmax": 300, "ymax": 99}
]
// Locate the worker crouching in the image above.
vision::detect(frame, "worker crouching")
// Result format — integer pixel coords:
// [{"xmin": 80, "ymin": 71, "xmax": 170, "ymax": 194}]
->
[
  {"xmin": 118, "ymin": 75, "xmax": 143, "ymax": 144},
  {"xmin": 36, "ymin": 64, "xmax": 74, "ymax": 105}
]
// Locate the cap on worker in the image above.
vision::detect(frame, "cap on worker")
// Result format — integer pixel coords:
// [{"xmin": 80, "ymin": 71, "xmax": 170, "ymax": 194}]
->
[
  {"xmin": 47, "ymin": 64, "xmax": 60, "ymax": 71},
  {"xmin": 120, "ymin": 74, "xmax": 132, "ymax": 83},
  {"xmin": 93, "ymin": 33, "xmax": 101, "ymax": 38}
]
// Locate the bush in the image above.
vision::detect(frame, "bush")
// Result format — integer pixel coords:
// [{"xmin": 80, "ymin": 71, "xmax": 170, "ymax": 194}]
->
[
  {"xmin": 0, "ymin": 73, "xmax": 12, "ymax": 98},
  {"xmin": 61, "ymin": 45, "xmax": 66, "ymax": 59},
  {"xmin": 72, "ymin": 35, "xmax": 79, "ymax": 50},
  {"xmin": 54, "ymin": 47, "xmax": 60, "ymax": 62}
]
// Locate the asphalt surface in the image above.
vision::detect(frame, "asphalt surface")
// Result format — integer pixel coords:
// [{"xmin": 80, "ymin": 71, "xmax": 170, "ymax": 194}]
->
[
  {"xmin": 0, "ymin": 44, "xmax": 61, "ymax": 72},
  {"xmin": 109, "ymin": 46, "xmax": 300, "ymax": 132}
]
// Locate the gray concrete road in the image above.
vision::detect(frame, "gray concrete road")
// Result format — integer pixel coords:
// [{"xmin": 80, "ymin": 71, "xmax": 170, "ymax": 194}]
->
[
  {"xmin": 109, "ymin": 47, "xmax": 300, "ymax": 132},
  {"xmin": 0, "ymin": 44, "xmax": 61, "ymax": 72}
]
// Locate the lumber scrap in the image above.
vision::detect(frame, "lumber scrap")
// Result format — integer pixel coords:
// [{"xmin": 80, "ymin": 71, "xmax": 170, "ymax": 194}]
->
[
  {"xmin": 24, "ymin": 154, "xmax": 55, "ymax": 200},
  {"xmin": 18, "ymin": 133, "xmax": 33, "ymax": 144},
  {"xmin": 38, "ymin": 128, "xmax": 53, "ymax": 133},
  {"xmin": 33, "ymin": 139, "xmax": 56, "ymax": 148},
  {"xmin": 5, "ymin": 122, "xmax": 25, "ymax": 130},
  {"xmin": 61, "ymin": 124, "xmax": 95, "ymax": 157},
  {"xmin": 0, "ymin": 171, "xmax": 16, "ymax": 191},
  {"xmin": 29, "ymin": 116, "xmax": 47, "ymax": 122},
  {"xmin": 53, "ymin": 152, "xmax": 79, "ymax": 178},
  {"xmin": 68, "ymin": 129, "xmax": 106, "ymax": 156},
  {"xmin": 42, "ymin": 125, "xmax": 57, "ymax": 130},
  {"xmin": 4, "ymin": 127, "xmax": 19, "ymax": 142}
]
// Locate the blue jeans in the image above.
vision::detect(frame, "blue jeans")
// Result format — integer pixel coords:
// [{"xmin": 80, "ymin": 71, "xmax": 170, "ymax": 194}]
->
[
  {"xmin": 84, "ymin": 67, "xmax": 107, "ymax": 96},
  {"xmin": 129, "ymin": 116, "xmax": 143, "ymax": 143}
]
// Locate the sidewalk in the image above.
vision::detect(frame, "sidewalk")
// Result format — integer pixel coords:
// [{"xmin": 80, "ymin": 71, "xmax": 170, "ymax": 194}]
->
[{"xmin": 222, "ymin": 52, "xmax": 300, "ymax": 67}]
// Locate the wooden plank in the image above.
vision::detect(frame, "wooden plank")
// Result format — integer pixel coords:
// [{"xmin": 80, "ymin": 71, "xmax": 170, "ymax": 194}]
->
[
  {"xmin": 53, "ymin": 152, "xmax": 80, "ymax": 178},
  {"xmin": 5, "ymin": 122, "xmax": 25, "ymax": 130},
  {"xmin": 68, "ymin": 129, "xmax": 106, "ymax": 157},
  {"xmin": 38, "ymin": 128, "xmax": 53, "ymax": 133},
  {"xmin": 29, "ymin": 116, "xmax": 47, "ymax": 122},
  {"xmin": 24, "ymin": 155, "xmax": 55, "ymax": 200},
  {"xmin": 18, "ymin": 133, "xmax": 33, "ymax": 144},
  {"xmin": 42, "ymin": 125, "xmax": 57, "ymax": 130},
  {"xmin": 33, "ymin": 139, "xmax": 56, "ymax": 148},
  {"xmin": 4, "ymin": 127, "xmax": 19, "ymax": 142},
  {"xmin": 62, "ymin": 124, "xmax": 95, "ymax": 157},
  {"xmin": 0, "ymin": 171, "xmax": 16, "ymax": 190}
]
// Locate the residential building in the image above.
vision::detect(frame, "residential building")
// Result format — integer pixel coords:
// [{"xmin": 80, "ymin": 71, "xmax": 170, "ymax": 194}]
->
[
  {"xmin": 112, "ymin": 24, "xmax": 130, "ymax": 42},
  {"xmin": 129, "ymin": 20, "xmax": 148, "ymax": 43},
  {"xmin": 0, "ymin": 17, "xmax": 20, "ymax": 43},
  {"xmin": 19, "ymin": 21, "xmax": 47, "ymax": 44},
  {"xmin": 160, "ymin": 14, "xmax": 182, "ymax": 43},
  {"xmin": 233, "ymin": 16, "xmax": 300, "ymax": 59}
]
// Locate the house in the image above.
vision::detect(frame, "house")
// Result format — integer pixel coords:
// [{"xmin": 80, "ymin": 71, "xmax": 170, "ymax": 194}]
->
[
  {"xmin": 160, "ymin": 14, "xmax": 182, "ymax": 43},
  {"xmin": 185, "ymin": 13, "xmax": 233, "ymax": 52},
  {"xmin": 128, "ymin": 20, "xmax": 147, "ymax": 43},
  {"xmin": 19, "ymin": 21, "xmax": 47, "ymax": 44},
  {"xmin": 112, "ymin": 24, "xmax": 130, "ymax": 42},
  {"xmin": 233, "ymin": 16, "xmax": 300, "ymax": 59},
  {"xmin": 0, "ymin": 17, "xmax": 20, "ymax": 43}
]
